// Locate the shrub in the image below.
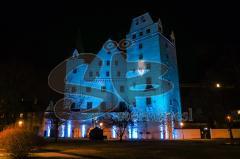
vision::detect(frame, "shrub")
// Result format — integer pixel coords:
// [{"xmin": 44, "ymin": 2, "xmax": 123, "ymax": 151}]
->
[
  {"xmin": 0, "ymin": 126, "xmax": 45, "ymax": 158},
  {"xmin": 89, "ymin": 127, "xmax": 104, "ymax": 140}
]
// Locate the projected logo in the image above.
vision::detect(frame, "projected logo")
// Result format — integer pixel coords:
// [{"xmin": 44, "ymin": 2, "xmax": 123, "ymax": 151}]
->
[{"xmin": 48, "ymin": 39, "xmax": 174, "ymax": 121}]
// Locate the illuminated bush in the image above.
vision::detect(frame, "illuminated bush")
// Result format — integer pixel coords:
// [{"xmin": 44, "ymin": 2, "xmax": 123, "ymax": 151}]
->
[{"xmin": 0, "ymin": 126, "xmax": 45, "ymax": 158}]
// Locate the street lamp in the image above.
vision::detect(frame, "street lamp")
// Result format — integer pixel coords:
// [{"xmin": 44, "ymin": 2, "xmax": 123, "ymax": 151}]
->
[
  {"xmin": 180, "ymin": 122, "xmax": 184, "ymax": 139},
  {"xmin": 18, "ymin": 120, "xmax": 24, "ymax": 127},
  {"xmin": 99, "ymin": 122, "xmax": 103, "ymax": 127},
  {"xmin": 216, "ymin": 83, "xmax": 221, "ymax": 88},
  {"xmin": 226, "ymin": 115, "xmax": 233, "ymax": 140},
  {"xmin": 237, "ymin": 110, "xmax": 240, "ymax": 115},
  {"xmin": 226, "ymin": 115, "xmax": 231, "ymax": 122}
]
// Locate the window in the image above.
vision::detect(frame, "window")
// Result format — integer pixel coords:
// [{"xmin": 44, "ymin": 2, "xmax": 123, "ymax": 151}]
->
[
  {"xmin": 106, "ymin": 71, "xmax": 109, "ymax": 77},
  {"xmin": 73, "ymin": 68, "xmax": 77, "ymax": 74},
  {"xmin": 120, "ymin": 85, "xmax": 125, "ymax": 92},
  {"xmin": 86, "ymin": 87, "xmax": 91, "ymax": 92},
  {"xmin": 71, "ymin": 87, "xmax": 76, "ymax": 93},
  {"xmin": 139, "ymin": 31, "xmax": 143, "ymax": 36},
  {"xmin": 98, "ymin": 61, "xmax": 102, "ymax": 66},
  {"xmin": 71, "ymin": 103, "xmax": 76, "ymax": 109},
  {"xmin": 135, "ymin": 20, "xmax": 139, "ymax": 25},
  {"xmin": 146, "ymin": 28, "xmax": 151, "ymax": 34},
  {"xmin": 146, "ymin": 63, "xmax": 151, "ymax": 69},
  {"xmin": 101, "ymin": 86, "xmax": 106, "ymax": 92},
  {"xmin": 87, "ymin": 102, "xmax": 92, "ymax": 109},
  {"xmin": 132, "ymin": 34, "xmax": 136, "ymax": 39},
  {"xmin": 165, "ymin": 43, "xmax": 168, "ymax": 48},
  {"xmin": 100, "ymin": 102, "xmax": 106, "ymax": 111},
  {"xmin": 117, "ymin": 71, "xmax": 121, "ymax": 77},
  {"xmin": 139, "ymin": 43, "xmax": 143, "ymax": 49},
  {"xmin": 146, "ymin": 77, "xmax": 152, "ymax": 84},
  {"xmin": 133, "ymin": 101, "xmax": 136, "ymax": 107},
  {"xmin": 96, "ymin": 71, "xmax": 99, "ymax": 77},
  {"xmin": 89, "ymin": 71, "xmax": 93, "ymax": 77},
  {"xmin": 115, "ymin": 60, "xmax": 118, "ymax": 66},
  {"xmin": 106, "ymin": 60, "xmax": 110, "ymax": 66},
  {"xmin": 141, "ymin": 16, "xmax": 146, "ymax": 23},
  {"xmin": 107, "ymin": 51, "xmax": 111, "ymax": 54},
  {"xmin": 146, "ymin": 97, "xmax": 152, "ymax": 105},
  {"xmin": 139, "ymin": 54, "xmax": 143, "ymax": 60}
]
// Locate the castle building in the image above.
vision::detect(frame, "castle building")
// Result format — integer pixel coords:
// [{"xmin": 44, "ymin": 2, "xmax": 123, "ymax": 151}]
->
[{"xmin": 44, "ymin": 13, "xmax": 182, "ymax": 140}]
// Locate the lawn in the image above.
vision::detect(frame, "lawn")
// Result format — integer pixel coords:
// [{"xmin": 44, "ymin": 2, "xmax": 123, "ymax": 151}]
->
[{"xmin": 29, "ymin": 139, "xmax": 240, "ymax": 159}]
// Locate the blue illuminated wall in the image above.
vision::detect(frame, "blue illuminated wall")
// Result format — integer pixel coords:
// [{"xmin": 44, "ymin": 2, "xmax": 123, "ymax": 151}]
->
[
  {"xmin": 126, "ymin": 12, "xmax": 181, "ymax": 117},
  {"xmin": 44, "ymin": 12, "xmax": 181, "ymax": 140}
]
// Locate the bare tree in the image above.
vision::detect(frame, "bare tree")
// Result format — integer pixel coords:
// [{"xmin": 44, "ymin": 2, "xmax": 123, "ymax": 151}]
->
[{"xmin": 103, "ymin": 106, "xmax": 133, "ymax": 141}]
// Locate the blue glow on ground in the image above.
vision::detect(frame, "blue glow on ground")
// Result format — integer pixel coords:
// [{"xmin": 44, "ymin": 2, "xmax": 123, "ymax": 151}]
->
[
  {"xmin": 129, "ymin": 124, "xmax": 138, "ymax": 139},
  {"xmin": 160, "ymin": 125, "xmax": 164, "ymax": 139},
  {"xmin": 47, "ymin": 123, "xmax": 51, "ymax": 137},
  {"xmin": 112, "ymin": 126, "xmax": 117, "ymax": 138},
  {"xmin": 67, "ymin": 121, "xmax": 71, "ymax": 137},
  {"xmin": 61, "ymin": 125, "xmax": 65, "ymax": 137},
  {"xmin": 81, "ymin": 124, "xmax": 86, "ymax": 137}
]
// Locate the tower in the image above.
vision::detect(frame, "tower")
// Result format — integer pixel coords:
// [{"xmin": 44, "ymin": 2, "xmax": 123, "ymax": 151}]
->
[{"xmin": 126, "ymin": 12, "xmax": 181, "ymax": 139}]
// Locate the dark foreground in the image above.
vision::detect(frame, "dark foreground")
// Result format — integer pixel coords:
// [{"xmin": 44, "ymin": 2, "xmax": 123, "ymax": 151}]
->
[{"xmin": 1, "ymin": 139, "xmax": 239, "ymax": 159}]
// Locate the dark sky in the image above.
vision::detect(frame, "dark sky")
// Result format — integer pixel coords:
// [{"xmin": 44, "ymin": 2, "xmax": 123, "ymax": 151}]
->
[{"xmin": 0, "ymin": 1, "xmax": 240, "ymax": 103}]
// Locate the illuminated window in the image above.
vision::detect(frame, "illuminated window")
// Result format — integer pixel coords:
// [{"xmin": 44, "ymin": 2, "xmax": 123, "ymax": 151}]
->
[
  {"xmin": 146, "ymin": 97, "xmax": 152, "ymax": 105},
  {"xmin": 20, "ymin": 113, "xmax": 23, "ymax": 118},
  {"xmin": 106, "ymin": 60, "xmax": 110, "ymax": 66},
  {"xmin": 139, "ymin": 31, "xmax": 143, "ymax": 36},
  {"xmin": 106, "ymin": 71, "xmax": 109, "ymax": 77},
  {"xmin": 132, "ymin": 34, "xmax": 136, "ymax": 39},
  {"xmin": 120, "ymin": 85, "xmax": 125, "ymax": 92},
  {"xmin": 146, "ymin": 28, "xmax": 151, "ymax": 34},
  {"xmin": 87, "ymin": 102, "xmax": 92, "ymax": 109},
  {"xmin": 86, "ymin": 87, "xmax": 91, "ymax": 92},
  {"xmin": 139, "ymin": 43, "xmax": 143, "ymax": 49}
]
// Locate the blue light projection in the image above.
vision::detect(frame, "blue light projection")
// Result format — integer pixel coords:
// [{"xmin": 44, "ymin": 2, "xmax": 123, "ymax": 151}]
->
[
  {"xmin": 81, "ymin": 124, "xmax": 86, "ymax": 138},
  {"xmin": 67, "ymin": 120, "xmax": 71, "ymax": 137},
  {"xmin": 47, "ymin": 121, "xmax": 51, "ymax": 137},
  {"xmin": 46, "ymin": 12, "xmax": 181, "ymax": 140},
  {"xmin": 61, "ymin": 125, "xmax": 65, "ymax": 137},
  {"xmin": 112, "ymin": 126, "xmax": 117, "ymax": 138}
]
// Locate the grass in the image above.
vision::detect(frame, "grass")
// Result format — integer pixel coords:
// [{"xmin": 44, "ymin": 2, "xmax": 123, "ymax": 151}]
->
[{"xmin": 29, "ymin": 139, "xmax": 240, "ymax": 159}]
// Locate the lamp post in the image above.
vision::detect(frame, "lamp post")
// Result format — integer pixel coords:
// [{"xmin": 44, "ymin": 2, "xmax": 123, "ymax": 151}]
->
[
  {"xmin": 226, "ymin": 115, "xmax": 233, "ymax": 140},
  {"xmin": 18, "ymin": 120, "xmax": 24, "ymax": 127},
  {"xmin": 180, "ymin": 122, "xmax": 184, "ymax": 139},
  {"xmin": 216, "ymin": 83, "xmax": 221, "ymax": 88}
]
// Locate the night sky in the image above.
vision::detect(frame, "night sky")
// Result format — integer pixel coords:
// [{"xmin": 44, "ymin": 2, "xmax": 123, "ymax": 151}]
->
[{"xmin": 0, "ymin": 1, "xmax": 240, "ymax": 105}]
